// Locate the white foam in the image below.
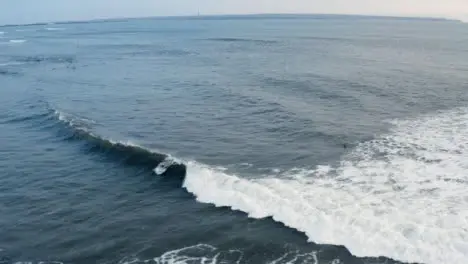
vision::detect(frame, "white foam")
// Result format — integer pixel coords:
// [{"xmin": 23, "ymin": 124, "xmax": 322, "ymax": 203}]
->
[
  {"xmin": 54, "ymin": 109, "xmax": 104, "ymax": 142},
  {"xmin": 9, "ymin": 39, "xmax": 26, "ymax": 43},
  {"xmin": 183, "ymin": 107, "xmax": 468, "ymax": 264},
  {"xmin": 54, "ymin": 109, "xmax": 96, "ymax": 129},
  {"xmin": 119, "ymin": 244, "xmax": 243, "ymax": 264},
  {"xmin": 154, "ymin": 157, "xmax": 177, "ymax": 175},
  {"xmin": 269, "ymin": 251, "xmax": 318, "ymax": 264},
  {"xmin": 45, "ymin": 27, "xmax": 65, "ymax": 31},
  {"xmin": 0, "ymin": 62, "xmax": 25, "ymax": 67},
  {"xmin": 55, "ymin": 110, "xmax": 76, "ymax": 127},
  {"xmin": 119, "ymin": 244, "xmax": 319, "ymax": 264}
]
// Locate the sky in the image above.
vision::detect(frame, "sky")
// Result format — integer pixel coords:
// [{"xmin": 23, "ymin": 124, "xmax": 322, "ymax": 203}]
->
[{"xmin": 0, "ymin": 0, "xmax": 467, "ymax": 25}]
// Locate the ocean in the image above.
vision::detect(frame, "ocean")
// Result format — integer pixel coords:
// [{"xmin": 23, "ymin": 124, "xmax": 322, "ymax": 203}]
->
[{"xmin": 0, "ymin": 14, "xmax": 467, "ymax": 264}]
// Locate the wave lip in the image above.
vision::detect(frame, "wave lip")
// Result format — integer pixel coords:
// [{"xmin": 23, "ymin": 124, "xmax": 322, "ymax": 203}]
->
[
  {"xmin": 183, "ymin": 107, "xmax": 468, "ymax": 264},
  {"xmin": 52, "ymin": 110, "xmax": 186, "ymax": 179}
]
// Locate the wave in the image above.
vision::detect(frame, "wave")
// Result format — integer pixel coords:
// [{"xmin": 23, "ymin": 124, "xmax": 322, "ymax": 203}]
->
[
  {"xmin": 9, "ymin": 39, "xmax": 26, "ymax": 43},
  {"xmin": 297, "ymin": 36, "xmax": 351, "ymax": 42},
  {"xmin": 14, "ymin": 55, "xmax": 76, "ymax": 64},
  {"xmin": 0, "ymin": 62, "xmax": 25, "ymax": 67},
  {"xmin": 183, "ymin": 107, "xmax": 468, "ymax": 264},
  {"xmin": 39, "ymin": 105, "xmax": 467, "ymax": 263},
  {"xmin": 206, "ymin": 38, "xmax": 278, "ymax": 45},
  {"xmin": 45, "ymin": 27, "xmax": 65, "ymax": 31},
  {"xmin": 129, "ymin": 48, "xmax": 195, "ymax": 57},
  {"xmin": 90, "ymin": 43, "xmax": 195, "ymax": 57},
  {"xmin": 0, "ymin": 244, "xmax": 322, "ymax": 264},
  {"xmin": 51, "ymin": 110, "xmax": 186, "ymax": 178}
]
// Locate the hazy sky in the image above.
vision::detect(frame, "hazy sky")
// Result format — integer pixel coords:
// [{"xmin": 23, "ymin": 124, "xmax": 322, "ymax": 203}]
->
[{"xmin": 1, "ymin": 0, "xmax": 467, "ymax": 24}]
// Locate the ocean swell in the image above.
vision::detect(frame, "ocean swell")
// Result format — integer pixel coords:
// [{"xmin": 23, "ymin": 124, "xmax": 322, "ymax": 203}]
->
[{"xmin": 51, "ymin": 110, "xmax": 186, "ymax": 178}]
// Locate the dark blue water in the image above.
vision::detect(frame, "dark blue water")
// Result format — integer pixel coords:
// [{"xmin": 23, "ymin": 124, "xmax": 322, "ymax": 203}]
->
[{"xmin": 1, "ymin": 15, "xmax": 467, "ymax": 264}]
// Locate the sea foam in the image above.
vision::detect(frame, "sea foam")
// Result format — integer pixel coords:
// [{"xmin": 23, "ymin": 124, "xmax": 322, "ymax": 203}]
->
[
  {"xmin": 119, "ymin": 243, "xmax": 320, "ymax": 264},
  {"xmin": 9, "ymin": 39, "xmax": 26, "ymax": 44},
  {"xmin": 183, "ymin": 107, "xmax": 468, "ymax": 264},
  {"xmin": 45, "ymin": 27, "xmax": 65, "ymax": 31}
]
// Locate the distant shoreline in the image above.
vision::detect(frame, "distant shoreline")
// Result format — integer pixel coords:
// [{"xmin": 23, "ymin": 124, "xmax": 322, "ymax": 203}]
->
[{"xmin": 0, "ymin": 12, "xmax": 461, "ymax": 28}]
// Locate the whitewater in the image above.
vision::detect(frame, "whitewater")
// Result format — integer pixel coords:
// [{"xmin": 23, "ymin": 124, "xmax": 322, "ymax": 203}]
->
[
  {"xmin": 183, "ymin": 107, "xmax": 468, "ymax": 264},
  {"xmin": 53, "ymin": 101, "xmax": 468, "ymax": 264}
]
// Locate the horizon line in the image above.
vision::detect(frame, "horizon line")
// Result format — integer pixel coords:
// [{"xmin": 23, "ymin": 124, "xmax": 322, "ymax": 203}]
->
[{"xmin": 0, "ymin": 12, "xmax": 461, "ymax": 27}]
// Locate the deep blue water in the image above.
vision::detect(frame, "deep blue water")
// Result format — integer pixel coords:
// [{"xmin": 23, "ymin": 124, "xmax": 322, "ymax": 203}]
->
[{"xmin": 1, "ymin": 15, "xmax": 467, "ymax": 264}]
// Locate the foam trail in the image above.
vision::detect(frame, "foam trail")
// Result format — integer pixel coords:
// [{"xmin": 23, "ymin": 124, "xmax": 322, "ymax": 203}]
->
[
  {"xmin": 119, "ymin": 244, "xmax": 319, "ymax": 264},
  {"xmin": 183, "ymin": 107, "xmax": 468, "ymax": 264},
  {"xmin": 9, "ymin": 39, "xmax": 26, "ymax": 43},
  {"xmin": 0, "ymin": 62, "xmax": 25, "ymax": 67},
  {"xmin": 45, "ymin": 27, "xmax": 65, "ymax": 31}
]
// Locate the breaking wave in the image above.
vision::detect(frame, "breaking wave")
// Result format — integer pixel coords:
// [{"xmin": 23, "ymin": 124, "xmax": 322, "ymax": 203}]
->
[
  {"xmin": 30, "ymin": 105, "xmax": 468, "ymax": 264},
  {"xmin": 51, "ymin": 109, "xmax": 186, "ymax": 178},
  {"xmin": 183, "ymin": 107, "xmax": 468, "ymax": 264}
]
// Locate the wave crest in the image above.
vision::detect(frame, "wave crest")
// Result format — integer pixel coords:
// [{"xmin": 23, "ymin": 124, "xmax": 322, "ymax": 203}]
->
[{"xmin": 52, "ymin": 110, "xmax": 186, "ymax": 178}]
